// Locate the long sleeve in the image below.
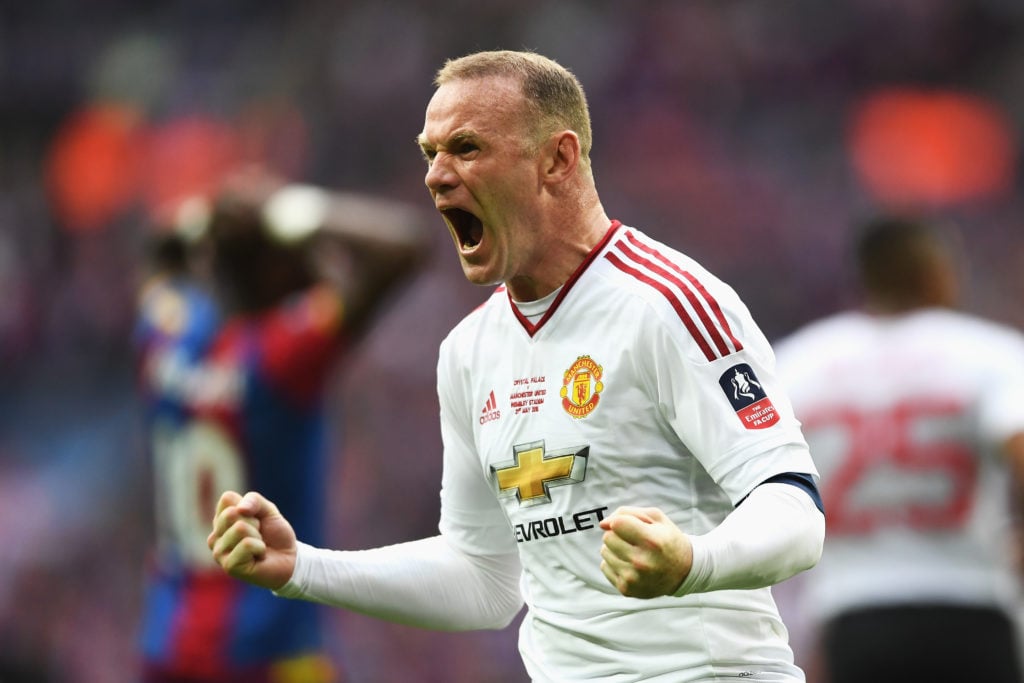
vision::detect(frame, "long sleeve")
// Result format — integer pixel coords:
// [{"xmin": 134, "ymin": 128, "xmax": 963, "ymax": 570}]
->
[
  {"xmin": 675, "ymin": 482, "xmax": 825, "ymax": 595},
  {"xmin": 275, "ymin": 535, "xmax": 524, "ymax": 631}
]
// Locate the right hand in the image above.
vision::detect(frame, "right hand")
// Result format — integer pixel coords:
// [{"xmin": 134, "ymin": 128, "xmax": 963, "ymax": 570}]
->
[
  {"xmin": 598, "ymin": 506, "xmax": 693, "ymax": 599},
  {"xmin": 208, "ymin": 490, "xmax": 297, "ymax": 591}
]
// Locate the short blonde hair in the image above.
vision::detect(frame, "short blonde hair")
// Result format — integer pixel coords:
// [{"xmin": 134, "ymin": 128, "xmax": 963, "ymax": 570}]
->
[{"xmin": 435, "ymin": 50, "xmax": 593, "ymax": 164}]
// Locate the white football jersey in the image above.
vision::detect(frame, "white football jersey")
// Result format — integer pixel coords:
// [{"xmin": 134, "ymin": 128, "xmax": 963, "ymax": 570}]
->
[
  {"xmin": 774, "ymin": 308, "xmax": 1024, "ymax": 623},
  {"xmin": 437, "ymin": 223, "xmax": 817, "ymax": 682}
]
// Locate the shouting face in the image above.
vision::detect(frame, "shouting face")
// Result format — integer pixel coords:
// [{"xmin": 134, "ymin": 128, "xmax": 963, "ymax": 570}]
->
[{"xmin": 418, "ymin": 76, "xmax": 550, "ymax": 294}]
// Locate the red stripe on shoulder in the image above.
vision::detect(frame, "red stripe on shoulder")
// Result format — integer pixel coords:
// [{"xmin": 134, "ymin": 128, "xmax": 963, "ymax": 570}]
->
[
  {"xmin": 604, "ymin": 250, "xmax": 717, "ymax": 361},
  {"xmin": 622, "ymin": 232, "xmax": 743, "ymax": 354}
]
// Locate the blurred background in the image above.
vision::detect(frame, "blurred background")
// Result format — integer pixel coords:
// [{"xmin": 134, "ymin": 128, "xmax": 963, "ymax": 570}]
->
[{"xmin": 1, "ymin": 0, "xmax": 1023, "ymax": 681}]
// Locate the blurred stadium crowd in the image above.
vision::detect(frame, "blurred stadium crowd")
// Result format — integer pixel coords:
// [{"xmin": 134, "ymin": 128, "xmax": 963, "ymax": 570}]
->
[{"xmin": 1, "ymin": 1, "xmax": 1023, "ymax": 681}]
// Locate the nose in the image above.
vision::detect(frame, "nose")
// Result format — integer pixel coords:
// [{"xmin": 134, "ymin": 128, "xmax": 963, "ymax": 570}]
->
[{"xmin": 425, "ymin": 152, "xmax": 458, "ymax": 195}]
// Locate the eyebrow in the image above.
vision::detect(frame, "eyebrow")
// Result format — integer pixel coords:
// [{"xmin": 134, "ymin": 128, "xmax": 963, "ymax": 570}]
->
[{"xmin": 416, "ymin": 130, "xmax": 478, "ymax": 153}]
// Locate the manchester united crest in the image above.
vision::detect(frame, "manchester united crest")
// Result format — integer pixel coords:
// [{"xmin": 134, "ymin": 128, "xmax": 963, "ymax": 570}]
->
[{"xmin": 560, "ymin": 355, "xmax": 604, "ymax": 419}]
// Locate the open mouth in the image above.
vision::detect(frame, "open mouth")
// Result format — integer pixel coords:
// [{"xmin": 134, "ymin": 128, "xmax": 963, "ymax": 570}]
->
[{"xmin": 443, "ymin": 208, "xmax": 484, "ymax": 249}]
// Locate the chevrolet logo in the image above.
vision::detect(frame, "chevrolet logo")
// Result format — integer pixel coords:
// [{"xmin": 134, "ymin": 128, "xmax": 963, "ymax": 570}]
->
[{"xmin": 491, "ymin": 440, "xmax": 589, "ymax": 507}]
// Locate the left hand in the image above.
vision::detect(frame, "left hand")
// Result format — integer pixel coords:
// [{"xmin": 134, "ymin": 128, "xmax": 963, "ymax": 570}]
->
[{"xmin": 599, "ymin": 506, "xmax": 693, "ymax": 599}]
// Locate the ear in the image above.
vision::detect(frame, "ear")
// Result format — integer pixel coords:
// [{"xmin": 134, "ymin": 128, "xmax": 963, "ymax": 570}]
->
[{"xmin": 541, "ymin": 131, "xmax": 580, "ymax": 184}]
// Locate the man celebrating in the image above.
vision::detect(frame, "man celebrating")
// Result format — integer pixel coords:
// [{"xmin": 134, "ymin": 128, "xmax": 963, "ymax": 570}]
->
[{"xmin": 209, "ymin": 50, "xmax": 824, "ymax": 682}]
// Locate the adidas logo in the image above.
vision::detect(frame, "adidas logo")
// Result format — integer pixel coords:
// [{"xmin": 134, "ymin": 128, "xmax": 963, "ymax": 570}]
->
[{"xmin": 479, "ymin": 390, "xmax": 501, "ymax": 425}]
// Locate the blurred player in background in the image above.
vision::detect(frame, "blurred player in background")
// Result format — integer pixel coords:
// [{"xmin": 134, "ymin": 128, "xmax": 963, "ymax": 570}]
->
[
  {"xmin": 774, "ymin": 215, "xmax": 1024, "ymax": 683},
  {"xmin": 134, "ymin": 171, "xmax": 430, "ymax": 683},
  {"xmin": 209, "ymin": 50, "xmax": 824, "ymax": 682}
]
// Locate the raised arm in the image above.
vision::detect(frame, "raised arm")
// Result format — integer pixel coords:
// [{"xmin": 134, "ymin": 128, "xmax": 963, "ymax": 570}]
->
[
  {"xmin": 261, "ymin": 183, "xmax": 433, "ymax": 336},
  {"xmin": 208, "ymin": 490, "xmax": 524, "ymax": 631}
]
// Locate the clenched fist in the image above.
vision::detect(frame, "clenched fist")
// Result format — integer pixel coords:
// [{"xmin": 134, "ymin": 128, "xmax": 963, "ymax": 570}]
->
[
  {"xmin": 207, "ymin": 490, "xmax": 298, "ymax": 591},
  {"xmin": 599, "ymin": 506, "xmax": 693, "ymax": 599}
]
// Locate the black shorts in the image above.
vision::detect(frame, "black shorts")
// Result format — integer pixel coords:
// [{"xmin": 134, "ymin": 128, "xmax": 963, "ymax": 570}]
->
[{"xmin": 822, "ymin": 604, "xmax": 1023, "ymax": 683}]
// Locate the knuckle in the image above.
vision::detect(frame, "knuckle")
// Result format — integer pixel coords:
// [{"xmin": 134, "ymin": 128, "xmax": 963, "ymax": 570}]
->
[
  {"xmin": 620, "ymin": 567, "xmax": 638, "ymax": 587},
  {"xmin": 230, "ymin": 519, "xmax": 252, "ymax": 536},
  {"xmin": 631, "ymin": 554, "xmax": 652, "ymax": 574}
]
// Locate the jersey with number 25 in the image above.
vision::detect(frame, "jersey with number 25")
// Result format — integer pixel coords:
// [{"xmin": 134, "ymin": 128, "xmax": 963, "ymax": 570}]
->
[{"xmin": 774, "ymin": 308, "xmax": 1024, "ymax": 622}]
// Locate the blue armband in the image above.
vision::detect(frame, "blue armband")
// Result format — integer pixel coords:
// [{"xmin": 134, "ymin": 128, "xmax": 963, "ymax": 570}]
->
[{"xmin": 747, "ymin": 472, "xmax": 824, "ymax": 514}]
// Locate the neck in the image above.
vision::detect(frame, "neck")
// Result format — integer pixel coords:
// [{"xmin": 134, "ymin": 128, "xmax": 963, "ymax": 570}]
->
[{"xmin": 505, "ymin": 199, "xmax": 611, "ymax": 302}]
